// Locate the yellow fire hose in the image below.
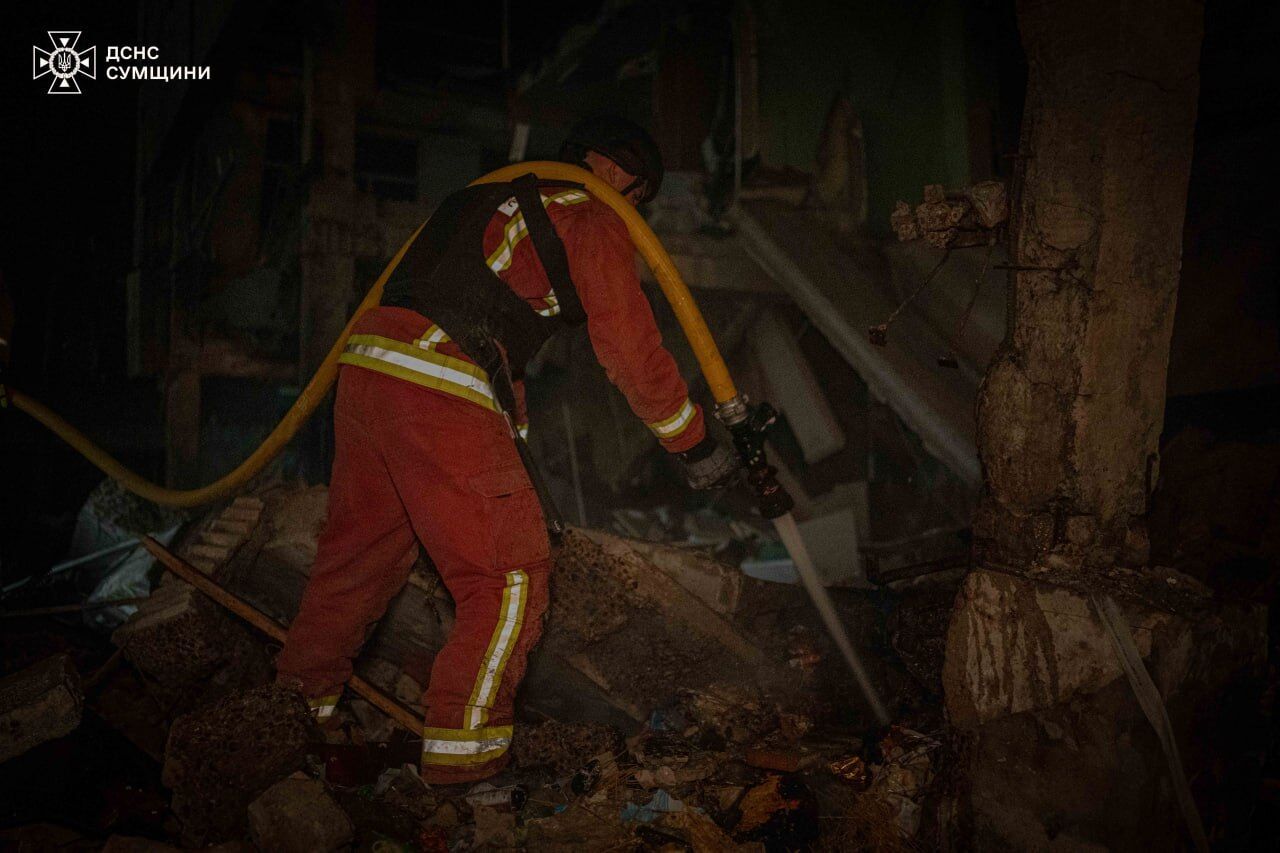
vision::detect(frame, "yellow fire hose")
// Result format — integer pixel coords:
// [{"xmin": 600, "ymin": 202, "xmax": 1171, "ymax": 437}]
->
[{"xmin": 5, "ymin": 162, "xmax": 738, "ymax": 508}]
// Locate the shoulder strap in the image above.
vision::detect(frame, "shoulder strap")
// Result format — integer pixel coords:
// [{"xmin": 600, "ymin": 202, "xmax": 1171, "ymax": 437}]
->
[{"xmin": 510, "ymin": 174, "xmax": 586, "ymax": 324}]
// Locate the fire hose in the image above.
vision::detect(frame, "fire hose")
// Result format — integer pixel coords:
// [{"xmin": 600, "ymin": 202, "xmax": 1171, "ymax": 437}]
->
[
  {"xmin": 5, "ymin": 162, "xmax": 785, "ymax": 510},
  {"xmin": 4, "ymin": 161, "xmax": 888, "ymax": 724}
]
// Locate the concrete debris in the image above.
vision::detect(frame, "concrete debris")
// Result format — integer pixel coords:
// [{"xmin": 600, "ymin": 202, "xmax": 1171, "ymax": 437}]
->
[
  {"xmin": 0, "ymin": 654, "xmax": 83, "ymax": 763},
  {"xmin": 966, "ymin": 180, "xmax": 1009, "ymax": 229},
  {"xmin": 471, "ymin": 805, "xmax": 518, "ymax": 848},
  {"xmin": 247, "ymin": 777, "xmax": 353, "ymax": 853},
  {"xmin": 864, "ymin": 726, "xmax": 939, "ymax": 839},
  {"xmin": 163, "ymin": 685, "xmax": 311, "ymax": 845},
  {"xmin": 893, "ymin": 182, "xmax": 1008, "ymax": 248},
  {"xmin": 260, "ymin": 486, "xmax": 328, "ymax": 574},
  {"xmin": 676, "ymin": 682, "xmax": 775, "ymax": 745},
  {"xmin": 111, "ymin": 581, "xmax": 235, "ymax": 684},
  {"xmin": 750, "ymin": 310, "xmax": 845, "ymax": 464},
  {"xmin": 183, "ymin": 495, "xmax": 263, "ymax": 576},
  {"xmin": 374, "ymin": 765, "xmax": 436, "ymax": 821},
  {"xmin": 513, "ymin": 719, "xmax": 624, "ymax": 775}
]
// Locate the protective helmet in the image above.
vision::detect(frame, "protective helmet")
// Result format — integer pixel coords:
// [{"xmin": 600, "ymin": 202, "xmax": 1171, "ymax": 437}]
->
[{"xmin": 558, "ymin": 115, "xmax": 664, "ymax": 203}]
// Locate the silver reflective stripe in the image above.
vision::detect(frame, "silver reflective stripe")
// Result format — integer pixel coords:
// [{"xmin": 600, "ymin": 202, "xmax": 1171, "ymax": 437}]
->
[
  {"xmin": 649, "ymin": 399, "xmax": 697, "ymax": 437},
  {"xmin": 466, "ymin": 570, "xmax": 527, "ymax": 729},
  {"xmin": 345, "ymin": 343, "xmax": 496, "ymax": 404},
  {"xmin": 422, "ymin": 735, "xmax": 512, "ymax": 756},
  {"xmin": 421, "ymin": 326, "xmax": 450, "ymax": 347}
]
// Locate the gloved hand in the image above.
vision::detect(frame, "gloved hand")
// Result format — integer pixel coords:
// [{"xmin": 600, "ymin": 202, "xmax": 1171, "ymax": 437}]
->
[{"xmin": 678, "ymin": 434, "xmax": 740, "ymax": 490}]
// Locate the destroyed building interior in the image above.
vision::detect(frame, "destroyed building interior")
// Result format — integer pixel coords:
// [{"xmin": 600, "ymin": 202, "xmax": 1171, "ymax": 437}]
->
[{"xmin": 1, "ymin": 0, "xmax": 1277, "ymax": 850}]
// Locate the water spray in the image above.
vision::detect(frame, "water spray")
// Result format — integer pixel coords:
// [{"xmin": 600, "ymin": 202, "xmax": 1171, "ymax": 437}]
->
[{"xmin": 716, "ymin": 396, "xmax": 891, "ymax": 726}]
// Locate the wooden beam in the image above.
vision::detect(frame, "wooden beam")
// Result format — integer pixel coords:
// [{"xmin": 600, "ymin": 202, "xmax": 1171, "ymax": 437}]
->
[{"xmin": 140, "ymin": 536, "xmax": 423, "ymax": 734}]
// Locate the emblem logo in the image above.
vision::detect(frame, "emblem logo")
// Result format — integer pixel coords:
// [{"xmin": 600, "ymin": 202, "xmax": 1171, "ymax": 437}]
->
[{"xmin": 33, "ymin": 31, "xmax": 96, "ymax": 94}]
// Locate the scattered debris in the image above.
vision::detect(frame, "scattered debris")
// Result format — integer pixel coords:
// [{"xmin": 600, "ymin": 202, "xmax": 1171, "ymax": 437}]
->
[
  {"xmin": 472, "ymin": 805, "xmax": 519, "ymax": 848},
  {"xmin": 162, "ymin": 685, "xmax": 311, "ymax": 844},
  {"xmin": 828, "ymin": 754, "xmax": 870, "ymax": 788},
  {"xmin": 247, "ymin": 777, "xmax": 353, "ymax": 853},
  {"xmin": 733, "ymin": 774, "xmax": 820, "ymax": 846},
  {"xmin": 0, "ymin": 654, "xmax": 83, "ymax": 763},
  {"xmin": 865, "ymin": 727, "xmax": 939, "ymax": 838},
  {"xmin": 514, "ymin": 719, "xmax": 624, "ymax": 775},
  {"xmin": 743, "ymin": 745, "xmax": 821, "ymax": 774},
  {"xmin": 621, "ymin": 788, "xmax": 686, "ymax": 823}
]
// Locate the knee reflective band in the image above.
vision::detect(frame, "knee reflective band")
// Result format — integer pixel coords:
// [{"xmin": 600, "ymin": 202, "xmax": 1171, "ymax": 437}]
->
[
  {"xmin": 309, "ymin": 693, "xmax": 341, "ymax": 720},
  {"xmin": 422, "ymin": 724, "xmax": 514, "ymax": 767},
  {"xmin": 6, "ymin": 162, "xmax": 743, "ymax": 506}
]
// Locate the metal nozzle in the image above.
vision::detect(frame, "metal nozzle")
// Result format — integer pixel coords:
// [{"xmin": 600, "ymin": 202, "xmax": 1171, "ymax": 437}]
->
[{"xmin": 721, "ymin": 399, "xmax": 794, "ymax": 520}]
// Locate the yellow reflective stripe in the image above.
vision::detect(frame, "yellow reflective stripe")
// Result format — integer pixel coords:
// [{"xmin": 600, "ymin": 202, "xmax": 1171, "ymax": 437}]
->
[
  {"xmin": 340, "ymin": 334, "xmax": 500, "ymax": 412},
  {"xmin": 648, "ymin": 398, "xmax": 697, "ymax": 439},
  {"xmin": 464, "ymin": 570, "xmax": 529, "ymax": 729},
  {"xmin": 516, "ymin": 424, "xmax": 529, "ymax": 441},
  {"xmin": 414, "ymin": 324, "xmax": 450, "ymax": 350},
  {"xmin": 486, "ymin": 212, "xmax": 530, "ymax": 273},
  {"xmin": 547, "ymin": 189, "xmax": 589, "ymax": 205},
  {"xmin": 421, "ymin": 725, "xmax": 513, "ymax": 766},
  {"xmin": 485, "ymin": 191, "xmax": 591, "ymax": 273},
  {"xmin": 310, "ymin": 693, "xmax": 340, "ymax": 719}
]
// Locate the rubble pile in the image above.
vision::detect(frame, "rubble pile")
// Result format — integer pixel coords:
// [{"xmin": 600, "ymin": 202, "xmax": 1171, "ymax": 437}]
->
[
  {"xmin": 513, "ymin": 719, "xmax": 625, "ymax": 775},
  {"xmin": 0, "ymin": 654, "xmax": 83, "ymax": 763},
  {"xmin": 162, "ymin": 685, "xmax": 311, "ymax": 844},
  {"xmin": 0, "ymin": 483, "xmax": 960, "ymax": 850}
]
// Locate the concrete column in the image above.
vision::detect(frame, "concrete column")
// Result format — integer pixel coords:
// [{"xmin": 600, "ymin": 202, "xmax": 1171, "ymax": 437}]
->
[{"xmin": 973, "ymin": 0, "xmax": 1203, "ymax": 569}]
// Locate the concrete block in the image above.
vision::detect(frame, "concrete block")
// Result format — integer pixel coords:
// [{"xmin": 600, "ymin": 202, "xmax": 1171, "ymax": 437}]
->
[
  {"xmin": 247, "ymin": 778, "xmax": 352, "ymax": 853},
  {"xmin": 620, "ymin": 536, "xmax": 744, "ymax": 615},
  {"xmin": 751, "ymin": 311, "xmax": 845, "ymax": 463},
  {"xmin": 0, "ymin": 654, "xmax": 83, "ymax": 763}
]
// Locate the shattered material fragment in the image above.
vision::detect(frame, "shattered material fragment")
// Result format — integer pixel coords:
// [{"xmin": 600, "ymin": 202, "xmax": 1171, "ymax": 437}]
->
[
  {"xmin": 890, "ymin": 201, "xmax": 920, "ymax": 242},
  {"xmin": 966, "ymin": 180, "xmax": 1009, "ymax": 229},
  {"xmin": 513, "ymin": 719, "xmax": 624, "ymax": 775},
  {"xmin": 893, "ymin": 182, "xmax": 1007, "ymax": 248},
  {"xmin": 247, "ymin": 777, "xmax": 353, "ymax": 853},
  {"xmin": 111, "ymin": 581, "xmax": 234, "ymax": 685},
  {"xmin": 471, "ymin": 805, "xmax": 518, "ymax": 848},
  {"xmin": 0, "ymin": 654, "xmax": 83, "ymax": 763},
  {"xmin": 828, "ymin": 754, "xmax": 870, "ymax": 788},
  {"xmin": 163, "ymin": 685, "xmax": 310, "ymax": 844}
]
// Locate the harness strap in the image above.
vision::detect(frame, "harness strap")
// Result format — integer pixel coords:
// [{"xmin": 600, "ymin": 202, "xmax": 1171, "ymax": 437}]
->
[{"xmin": 510, "ymin": 175, "xmax": 586, "ymax": 325}]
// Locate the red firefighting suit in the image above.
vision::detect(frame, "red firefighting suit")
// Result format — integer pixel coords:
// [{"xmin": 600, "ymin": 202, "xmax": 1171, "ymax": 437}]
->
[{"xmin": 276, "ymin": 186, "xmax": 705, "ymax": 783}]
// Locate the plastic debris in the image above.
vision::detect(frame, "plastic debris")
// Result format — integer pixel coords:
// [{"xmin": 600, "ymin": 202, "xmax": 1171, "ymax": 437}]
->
[{"xmin": 620, "ymin": 789, "xmax": 685, "ymax": 823}]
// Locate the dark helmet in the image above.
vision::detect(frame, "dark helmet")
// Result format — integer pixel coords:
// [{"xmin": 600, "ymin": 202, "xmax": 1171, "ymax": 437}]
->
[{"xmin": 558, "ymin": 115, "xmax": 664, "ymax": 203}]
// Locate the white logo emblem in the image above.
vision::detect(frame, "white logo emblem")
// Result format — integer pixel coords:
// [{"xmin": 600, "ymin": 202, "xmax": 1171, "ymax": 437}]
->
[{"xmin": 33, "ymin": 31, "xmax": 96, "ymax": 94}]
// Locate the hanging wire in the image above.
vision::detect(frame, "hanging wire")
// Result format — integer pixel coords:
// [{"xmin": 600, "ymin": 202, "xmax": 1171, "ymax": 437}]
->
[
  {"xmin": 868, "ymin": 249, "xmax": 952, "ymax": 346},
  {"xmin": 937, "ymin": 242, "xmax": 996, "ymax": 368}
]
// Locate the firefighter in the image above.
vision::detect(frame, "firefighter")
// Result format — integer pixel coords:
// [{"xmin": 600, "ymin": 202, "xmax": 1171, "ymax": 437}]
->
[{"xmin": 276, "ymin": 116, "xmax": 738, "ymax": 784}]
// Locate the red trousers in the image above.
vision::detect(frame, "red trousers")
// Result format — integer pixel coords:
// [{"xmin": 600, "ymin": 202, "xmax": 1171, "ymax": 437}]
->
[{"xmin": 276, "ymin": 365, "xmax": 550, "ymax": 783}]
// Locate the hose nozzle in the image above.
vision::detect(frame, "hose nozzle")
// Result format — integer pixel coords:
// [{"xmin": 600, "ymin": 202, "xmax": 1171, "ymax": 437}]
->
[{"xmin": 716, "ymin": 397, "xmax": 794, "ymax": 520}]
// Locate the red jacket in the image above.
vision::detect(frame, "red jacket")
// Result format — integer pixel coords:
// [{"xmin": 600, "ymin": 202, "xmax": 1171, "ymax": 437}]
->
[{"xmin": 344, "ymin": 187, "xmax": 705, "ymax": 453}]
